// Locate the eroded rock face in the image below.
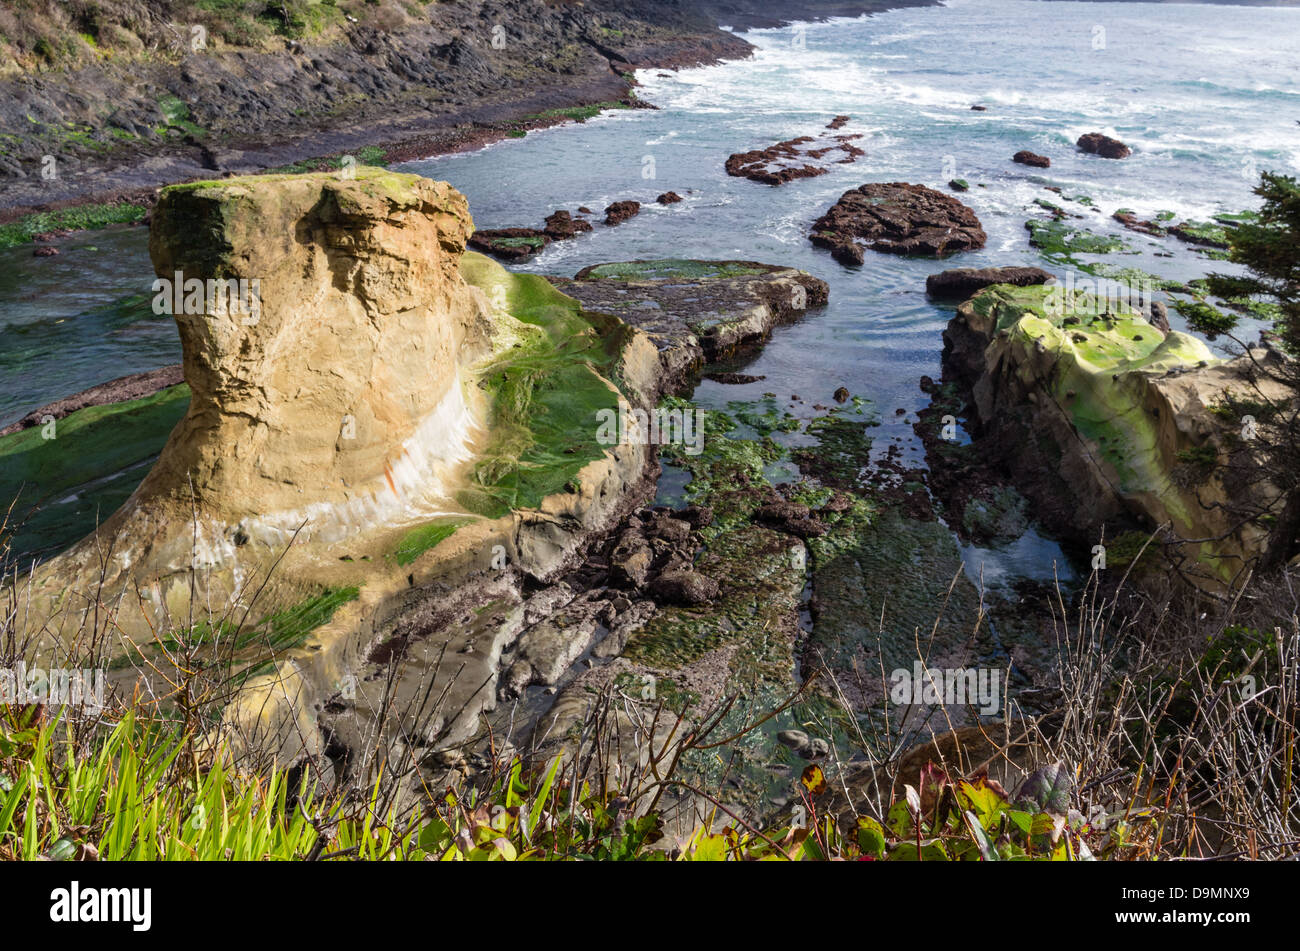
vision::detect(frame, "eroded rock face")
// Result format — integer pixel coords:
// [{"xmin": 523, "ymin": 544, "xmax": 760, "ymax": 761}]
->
[
  {"xmin": 942, "ymin": 283, "xmax": 1288, "ymax": 589},
  {"xmin": 143, "ymin": 169, "xmax": 486, "ymax": 541},
  {"xmin": 809, "ymin": 182, "xmax": 987, "ymax": 265}
]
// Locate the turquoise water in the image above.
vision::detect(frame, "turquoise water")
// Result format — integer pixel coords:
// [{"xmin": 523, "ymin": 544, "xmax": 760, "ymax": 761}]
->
[{"xmin": 1, "ymin": 0, "xmax": 1297, "ymax": 579}]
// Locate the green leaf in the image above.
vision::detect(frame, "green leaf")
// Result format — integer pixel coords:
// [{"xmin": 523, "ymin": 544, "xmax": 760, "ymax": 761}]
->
[
  {"xmin": 856, "ymin": 817, "xmax": 886, "ymax": 859},
  {"xmin": 1015, "ymin": 763, "xmax": 1072, "ymax": 815},
  {"xmin": 963, "ymin": 811, "xmax": 998, "ymax": 861},
  {"xmin": 47, "ymin": 837, "xmax": 78, "ymax": 861}
]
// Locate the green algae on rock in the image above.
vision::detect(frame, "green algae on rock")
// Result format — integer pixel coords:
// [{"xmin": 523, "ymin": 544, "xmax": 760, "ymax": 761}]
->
[
  {"xmin": 0, "ymin": 383, "xmax": 190, "ymax": 561},
  {"xmin": 943, "ymin": 282, "xmax": 1287, "ymax": 588}
]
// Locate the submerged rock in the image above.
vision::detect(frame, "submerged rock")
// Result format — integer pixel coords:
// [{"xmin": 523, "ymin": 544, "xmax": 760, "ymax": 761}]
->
[{"xmin": 809, "ymin": 182, "xmax": 987, "ymax": 265}]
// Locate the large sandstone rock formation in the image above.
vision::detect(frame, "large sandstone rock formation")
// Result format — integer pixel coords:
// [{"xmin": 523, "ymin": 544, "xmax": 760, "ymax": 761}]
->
[
  {"xmin": 943, "ymin": 283, "xmax": 1288, "ymax": 588},
  {"xmin": 141, "ymin": 169, "xmax": 489, "ymax": 553},
  {"xmin": 14, "ymin": 168, "xmax": 666, "ymax": 763}
]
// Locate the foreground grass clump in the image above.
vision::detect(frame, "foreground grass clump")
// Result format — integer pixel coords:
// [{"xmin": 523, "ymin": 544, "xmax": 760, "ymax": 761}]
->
[
  {"xmin": 0, "ymin": 707, "xmax": 417, "ymax": 861},
  {"xmin": 0, "ymin": 703, "xmax": 1106, "ymax": 861},
  {"xmin": 0, "ymin": 202, "xmax": 147, "ymax": 248}
]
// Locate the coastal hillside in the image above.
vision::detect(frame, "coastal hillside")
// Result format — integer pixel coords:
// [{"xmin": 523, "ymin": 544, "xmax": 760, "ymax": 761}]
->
[{"xmin": 0, "ymin": 0, "xmax": 926, "ymax": 213}]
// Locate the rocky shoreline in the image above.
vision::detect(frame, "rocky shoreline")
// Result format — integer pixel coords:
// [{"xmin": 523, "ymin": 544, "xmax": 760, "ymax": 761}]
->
[{"xmin": 0, "ymin": 0, "xmax": 931, "ymax": 222}]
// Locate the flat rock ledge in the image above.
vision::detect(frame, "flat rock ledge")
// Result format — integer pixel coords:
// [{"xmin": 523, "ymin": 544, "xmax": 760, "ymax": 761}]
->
[
  {"xmin": 550, "ymin": 259, "xmax": 829, "ymax": 389},
  {"xmin": 725, "ymin": 118, "xmax": 865, "ymax": 185},
  {"xmin": 925, "ymin": 265, "xmax": 1053, "ymax": 300}
]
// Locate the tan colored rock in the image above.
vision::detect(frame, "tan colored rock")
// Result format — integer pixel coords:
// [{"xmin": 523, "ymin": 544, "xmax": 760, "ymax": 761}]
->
[{"xmin": 142, "ymin": 169, "xmax": 488, "ymax": 549}]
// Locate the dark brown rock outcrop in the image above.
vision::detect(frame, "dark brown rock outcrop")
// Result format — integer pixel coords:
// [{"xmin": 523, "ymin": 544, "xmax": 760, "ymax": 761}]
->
[
  {"xmin": 809, "ymin": 182, "xmax": 987, "ymax": 265},
  {"xmin": 543, "ymin": 209, "xmax": 594, "ymax": 240},
  {"xmin": 725, "ymin": 123, "xmax": 864, "ymax": 185},
  {"xmin": 1076, "ymin": 132, "xmax": 1131, "ymax": 159},
  {"xmin": 467, "ymin": 227, "xmax": 551, "ymax": 261},
  {"xmin": 604, "ymin": 200, "xmax": 642, "ymax": 225},
  {"xmin": 925, "ymin": 266, "xmax": 1054, "ymax": 300},
  {"xmin": 1012, "ymin": 150, "xmax": 1051, "ymax": 168}
]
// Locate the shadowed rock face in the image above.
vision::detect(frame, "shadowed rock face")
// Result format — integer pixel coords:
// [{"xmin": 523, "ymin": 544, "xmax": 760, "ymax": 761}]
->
[{"xmin": 142, "ymin": 169, "xmax": 487, "ymax": 537}]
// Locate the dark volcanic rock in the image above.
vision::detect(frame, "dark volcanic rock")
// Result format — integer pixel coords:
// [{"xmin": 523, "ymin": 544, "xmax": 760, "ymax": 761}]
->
[
  {"xmin": 1013, "ymin": 150, "xmax": 1051, "ymax": 168},
  {"xmin": 542, "ymin": 209, "xmax": 594, "ymax": 241},
  {"xmin": 809, "ymin": 182, "xmax": 987, "ymax": 264},
  {"xmin": 827, "ymin": 114, "xmax": 851, "ymax": 130},
  {"xmin": 677, "ymin": 505, "xmax": 714, "ymax": 529},
  {"xmin": 725, "ymin": 124, "xmax": 864, "ymax": 185},
  {"xmin": 467, "ymin": 227, "xmax": 551, "ymax": 261},
  {"xmin": 604, "ymin": 200, "xmax": 642, "ymax": 225},
  {"xmin": 1076, "ymin": 132, "xmax": 1131, "ymax": 159},
  {"xmin": 926, "ymin": 266, "xmax": 1054, "ymax": 300},
  {"xmin": 648, "ymin": 569, "xmax": 720, "ymax": 606},
  {"xmin": 656, "ymin": 191, "xmax": 684, "ymax": 205},
  {"xmin": 1112, "ymin": 211, "xmax": 1166, "ymax": 237}
]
